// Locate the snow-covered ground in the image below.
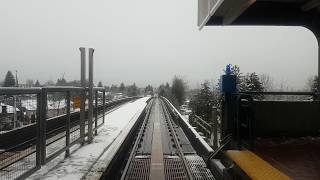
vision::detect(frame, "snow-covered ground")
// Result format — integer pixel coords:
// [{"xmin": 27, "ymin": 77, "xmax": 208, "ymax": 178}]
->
[{"xmin": 27, "ymin": 97, "xmax": 150, "ymax": 180}]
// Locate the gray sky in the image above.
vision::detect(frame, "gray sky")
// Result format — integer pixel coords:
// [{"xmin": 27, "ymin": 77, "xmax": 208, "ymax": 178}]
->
[{"xmin": 0, "ymin": 0, "xmax": 318, "ymax": 90}]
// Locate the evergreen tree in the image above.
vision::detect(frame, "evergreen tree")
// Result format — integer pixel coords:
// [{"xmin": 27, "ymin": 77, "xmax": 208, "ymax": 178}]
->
[
  {"xmin": 127, "ymin": 83, "xmax": 139, "ymax": 96},
  {"xmin": 311, "ymin": 76, "xmax": 319, "ymax": 92},
  {"xmin": 144, "ymin": 85, "xmax": 153, "ymax": 95},
  {"xmin": 34, "ymin": 80, "xmax": 41, "ymax": 87},
  {"xmin": 110, "ymin": 84, "xmax": 118, "ymax": 93},
  {"xmin": 171, "ymin": 76, "xmax": 186, "ymax": 106},
  {"xmin": 56, "ymin": 77, "xmax": 67, "ymax": 86},
  {"xmin": 98, "ymin": 81, "xmax": 103, "ymax": 87},
  {"xmin": 158, "ymin": 84, "xmax": 167, "ymax": 97},
  {"xmin": 189, "ymin": 81, "xmax": 216, "ymax": 122},
  {"xmin": 119, "ymin": 83, "xmax": 126, "ymax": 93},
  {"xmin": 3, "ymin": 71, "xmax": 16, "ymax": 87},
  {"xmin": 243, "ymin": 72, "xmax": 264, "ymax": 99},
  {"xmin": 229, "ymin": 65, "xmax": 245, "ymax": 91}
]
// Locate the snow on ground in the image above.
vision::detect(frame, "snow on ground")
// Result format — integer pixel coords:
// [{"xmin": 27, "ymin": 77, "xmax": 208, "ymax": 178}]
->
[{"xmin": 27, "ymin": 97, "xmax": 150, "ymax": 180}]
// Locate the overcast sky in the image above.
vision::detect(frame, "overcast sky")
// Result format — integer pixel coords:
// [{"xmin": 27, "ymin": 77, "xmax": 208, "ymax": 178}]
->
[{"xmin": 0, "ymin": 0, "xmax": 318, "ymax": 90}]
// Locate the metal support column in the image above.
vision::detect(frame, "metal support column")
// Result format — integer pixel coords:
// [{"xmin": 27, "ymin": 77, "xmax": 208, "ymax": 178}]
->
[
  {"xmin": 103, "ymin": 90, "xmax": 106, "ymax": 124},
  {"xmin": 95, "ymin": 90, "xmax": 98, "ymax": 136},
  {"xmin": 222, "ymin": 93, "xmax": 233, "ymax": 138},
  {"xmin": 88, "ymin": 48, "xmax": 94, "ymax": 142},
  {"xmin": 211, "ymin": 107, "xmax": 218, "ymax": 149},
  {"xmin": 36, "ymin": 93, "xmax": 41, "ymax": 167},
  {"xmin": 40, "ymin": 88, "xmax": 47, "ymax": 165},
  {"xmin": 65, "ymin": 91, "xmax": 71, "ymax": 157},
  {"xmin": 79, "ymin": 47, "xmax": 86, "ymax": 145}
]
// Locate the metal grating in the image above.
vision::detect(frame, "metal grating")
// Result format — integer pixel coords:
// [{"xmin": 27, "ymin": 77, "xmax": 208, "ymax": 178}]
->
[
  {"xmin": 125, "ymin": 157, "xmax": 150, "ymax": 180},
  {"xmin": 164, "ymin": 156, "xmax": 188, "ymax": 180},
  {"xmin": 186, "ymin": 155, "xmax": 215, "ymax": 180}
]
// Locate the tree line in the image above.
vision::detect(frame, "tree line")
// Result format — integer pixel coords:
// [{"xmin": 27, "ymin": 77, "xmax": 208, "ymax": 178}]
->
[
  {"xmin": 1, "ymin": 70, "xmax": 157, "ymax": 97},
  {"xmin": 189, "ymin": 65, "xmax": 319, "ymax": 123}
]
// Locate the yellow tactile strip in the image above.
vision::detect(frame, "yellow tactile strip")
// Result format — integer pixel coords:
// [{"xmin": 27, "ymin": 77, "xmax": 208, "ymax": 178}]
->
[{"xmin": 226, "ymin": 150, "xmax": 292, "ymax": 180}]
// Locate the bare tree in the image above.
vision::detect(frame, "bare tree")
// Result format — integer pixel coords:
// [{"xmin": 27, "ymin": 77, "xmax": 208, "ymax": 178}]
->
[
  {"xmin": 26, "ymin": 79, "xmax": 34, "ymax": 87},
  {"xmin": 259, "ymin": 74, "xmax": 274, "ymax": 91}
]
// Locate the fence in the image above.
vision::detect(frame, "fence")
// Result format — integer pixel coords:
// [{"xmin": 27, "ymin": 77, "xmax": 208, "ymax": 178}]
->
[
  {"xmin": 0, "ymin": 88, "xmax": 41, "ymax": 180},
  {"xmin": 0, "ymin": 87, "xmax": 137, "ymax": 180}
]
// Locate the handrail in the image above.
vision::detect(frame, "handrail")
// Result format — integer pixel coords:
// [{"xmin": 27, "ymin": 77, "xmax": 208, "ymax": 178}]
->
[
  {"xmin": 193, "ymin": 114, "xmax": 212, "ymax": 129},
  {"xmin": 238, "ymin": 91, "xmax": 317, "ymax": 96},
  {"xmin": 0, "ymin": 87, "xmax": 42, "ymax": 95}
]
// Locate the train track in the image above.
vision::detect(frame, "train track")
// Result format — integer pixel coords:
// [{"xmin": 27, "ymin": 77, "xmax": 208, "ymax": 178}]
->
[{"xmin": 119, "ymin": 97, "xmax": 214, "ymax": 180}]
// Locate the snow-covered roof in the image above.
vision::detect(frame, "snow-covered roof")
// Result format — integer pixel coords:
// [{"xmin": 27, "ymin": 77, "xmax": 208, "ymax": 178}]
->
[
  {"xmin": 21, "ymin": 99, "xmax": 37, "ymax": 111},
  {"xmin": 47, "ymin": 100, "xmax": 67, "ymax": 110},
  {"xmin": 0, "ymin": 103, "xmax": 20, "ymax": 113}
]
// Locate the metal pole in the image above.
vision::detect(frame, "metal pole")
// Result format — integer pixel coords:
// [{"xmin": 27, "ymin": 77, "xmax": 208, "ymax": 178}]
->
[
  {"xmin": 317, "ymin": 34, "xmax": 320, "ymax": 98},
  {"xmin": 95, "ymin": 90, "xmax": 98, "ymax": 135},
  {"xmin": 212, "ymin": 107, "xmax": 218, "ymax": 149},
  {"xmin": 13, "ymin": 96, "xmax": 17, "ymax": 128},
  {"xmin": 103, "ymin": 90, "xmax": 106, "ymax": 124},
  {"xmin": 88, "ymin": 48, "xmax": 94, "ymax": 142},
  {"xmin": 40, "ymin": 88, "xmax": 47, "ymax": 165},
  {"xmin": 36, "ymin": 93, "xmax": 41, "ymax": 167},
  {"xmin": 65, "ymin": 91, "xmax": 71, "ymax": 157},
  {"xmin": 79, "ymin": 47, "xmax": 86, "ymax": 145}
]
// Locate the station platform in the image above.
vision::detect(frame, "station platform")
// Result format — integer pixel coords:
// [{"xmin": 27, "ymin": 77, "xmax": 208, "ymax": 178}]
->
[{"xmin": 26, "ymin": 97, "xmax": 150, "ymax": 180}]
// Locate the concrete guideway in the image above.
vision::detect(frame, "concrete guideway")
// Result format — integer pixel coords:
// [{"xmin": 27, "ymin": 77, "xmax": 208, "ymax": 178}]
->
[
  {"xmin": 120, "ymin": 98, "xmax": 214, "ymax": 180},
  {"xmin": 26, "ymin": 97, "xmax": 150, "ymax": 180},
  {"xmin": 149, "ymin": 100, "xmax": 165, "ymax": 180}
]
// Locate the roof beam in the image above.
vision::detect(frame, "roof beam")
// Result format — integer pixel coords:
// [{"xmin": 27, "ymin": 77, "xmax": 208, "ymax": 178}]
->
[{"xmin": 301, "ymin": 0, "xmax": 320, "ymax": 11}]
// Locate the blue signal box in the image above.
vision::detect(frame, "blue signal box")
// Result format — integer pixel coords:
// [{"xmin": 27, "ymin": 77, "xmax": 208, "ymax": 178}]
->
[{"xmin": 220, "ymin": 74, "xmax": 236, "ymax": 93}]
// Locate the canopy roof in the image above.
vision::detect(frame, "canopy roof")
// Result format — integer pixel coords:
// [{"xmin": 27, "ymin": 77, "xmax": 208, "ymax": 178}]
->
[{"xmin": 198, "ymin": 0, "xmax": 320, "ymax": 36}]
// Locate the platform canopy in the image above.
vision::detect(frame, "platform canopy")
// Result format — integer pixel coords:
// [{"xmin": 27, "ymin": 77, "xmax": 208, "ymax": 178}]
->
[
  {"xmin": 198, "ymin": 0, "xmax": 320, "ymax": 35},
  {"xmin": 198, "ymin": 0, "xmax": 320, "ymax": 87}
]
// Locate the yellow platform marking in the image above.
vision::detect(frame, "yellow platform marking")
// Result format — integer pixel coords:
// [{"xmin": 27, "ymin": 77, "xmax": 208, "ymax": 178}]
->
[{"xmin": 226, "ymin": 150, "xmax": 292, "ymax": 180}]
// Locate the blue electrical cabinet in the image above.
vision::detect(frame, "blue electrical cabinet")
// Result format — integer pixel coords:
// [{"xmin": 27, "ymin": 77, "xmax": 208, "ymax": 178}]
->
[{"xmin": 220, "ymin": 75, "xmax": 236, "ymax": 93}]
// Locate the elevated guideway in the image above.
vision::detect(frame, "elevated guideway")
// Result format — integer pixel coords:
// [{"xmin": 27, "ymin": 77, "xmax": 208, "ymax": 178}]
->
[{"xmin": 102, "ymin": 97, "xmax": 215, "ymax": 180}]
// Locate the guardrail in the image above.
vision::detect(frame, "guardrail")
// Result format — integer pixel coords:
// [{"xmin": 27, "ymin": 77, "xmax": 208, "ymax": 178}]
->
[
  {"xmin": 0, "ymin": 87, "xmax": 139, "ymax": 180},
  {"xmin": 189, "ymin": 108, "xmax": 220, "ymax": 148},
  {"xmin": 238, "ymin": 91, "xmax": 319, "ymax": 101}
]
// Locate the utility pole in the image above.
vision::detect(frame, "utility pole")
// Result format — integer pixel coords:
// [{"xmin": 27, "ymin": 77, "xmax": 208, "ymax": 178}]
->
[{"xmin": 15, "ymin": 70, "xmax": 18, "ymax": 87}]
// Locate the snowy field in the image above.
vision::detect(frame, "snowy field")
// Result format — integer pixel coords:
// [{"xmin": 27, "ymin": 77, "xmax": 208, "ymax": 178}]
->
[{"xmin": 27, "ymin": 97, "xmax": 150, "ymax": 180}]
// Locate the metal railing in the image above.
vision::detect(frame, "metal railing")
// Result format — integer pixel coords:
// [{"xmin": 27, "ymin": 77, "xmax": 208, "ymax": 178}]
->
[
  {"xmin": 189, "ymin": 107, "xmax": 220, "ymax": 148},
  {"xmin": 0, "ymin": 88, "xmax": 41, "ymax": 180},
  {"xmin": 238, "ymin": 91, "xmax": 319, "ymax": 101},
  {"xmin": 0, "ymin": 87, "xmax": 138, "ymax": 180}
]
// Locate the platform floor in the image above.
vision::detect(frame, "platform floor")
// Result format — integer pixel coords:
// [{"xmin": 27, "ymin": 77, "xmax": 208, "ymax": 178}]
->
[{"xmin": 254, "ymin": 137, "xmax": 320, "ymax": 180}]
